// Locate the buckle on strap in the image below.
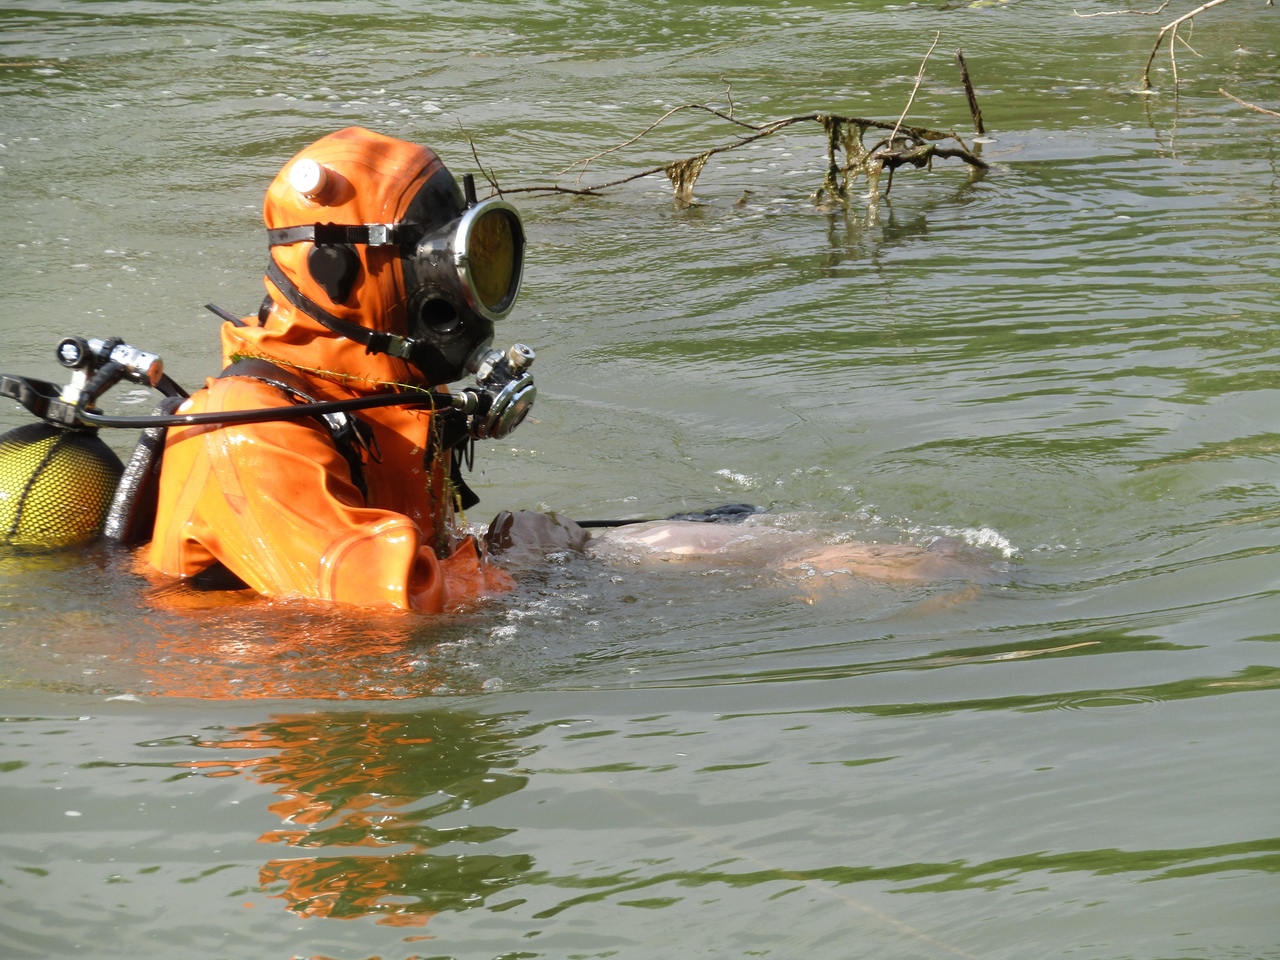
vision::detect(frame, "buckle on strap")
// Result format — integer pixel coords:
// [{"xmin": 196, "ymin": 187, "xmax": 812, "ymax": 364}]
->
[
  {"xmin": 365, "ymin": 331, "xmax": 417, "ymax": 359},
  {"xmin": 267, "ymin": 222, "xmax": 409, "ymax": 247}
]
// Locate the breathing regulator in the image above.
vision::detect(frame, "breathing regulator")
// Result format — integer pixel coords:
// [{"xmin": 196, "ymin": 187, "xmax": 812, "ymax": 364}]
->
[{"xmin": 0, "ymin": 331, "xmax": 536, "ymax": 550}]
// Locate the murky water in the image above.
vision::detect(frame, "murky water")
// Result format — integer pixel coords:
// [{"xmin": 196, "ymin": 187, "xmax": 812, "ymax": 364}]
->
[{"xmin": 3, "ymin": 2, "xmax": 1279, "ymax": 958}]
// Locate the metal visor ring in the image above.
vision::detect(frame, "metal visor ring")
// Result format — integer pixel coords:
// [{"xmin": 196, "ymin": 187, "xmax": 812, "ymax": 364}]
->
[{"xmin": 414, "ymin": 199, "xmax": 525, "ymax": 322}]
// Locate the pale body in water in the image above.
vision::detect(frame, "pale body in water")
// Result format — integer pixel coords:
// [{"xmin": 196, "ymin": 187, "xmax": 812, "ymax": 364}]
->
[{"xmin": 486, "ymin": 510, "xmax": 997, "ymax": 584}]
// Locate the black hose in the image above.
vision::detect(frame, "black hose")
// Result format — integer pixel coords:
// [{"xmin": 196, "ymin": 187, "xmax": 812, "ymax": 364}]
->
[
  {"xmin": 75, "ymin": 389, "xmax": 456, "ymax": 429},
  {"xmin": 155, "ymin": 373, "xmax": 189, "ymax": 400},
  {"xmin": 574, "ymin": 504, "xmax": 765, "ymax": 528},
  {"xmin": 205, "ymin": 303, "xmax": 247, "ymax": 327}
]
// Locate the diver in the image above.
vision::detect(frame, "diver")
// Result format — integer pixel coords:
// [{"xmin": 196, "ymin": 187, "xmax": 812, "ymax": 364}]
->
[
  {"xmin": 0, "ymin": 126, "xmax": 995, "ymax": 607},
  {"xmin": 146, "ymin": 126, "xmax": 528, "ymax": 612}
]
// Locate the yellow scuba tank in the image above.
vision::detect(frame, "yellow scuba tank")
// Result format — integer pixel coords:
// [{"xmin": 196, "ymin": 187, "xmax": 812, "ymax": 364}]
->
[{"xmin": 0, "ymin": 421, "xmax": 124, "ymax": 548}]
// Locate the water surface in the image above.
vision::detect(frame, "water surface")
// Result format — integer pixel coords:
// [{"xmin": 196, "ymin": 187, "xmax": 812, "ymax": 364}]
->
[{"xmin": 2, "ymin": 2, "xmax": 1279, "ymax": 958}]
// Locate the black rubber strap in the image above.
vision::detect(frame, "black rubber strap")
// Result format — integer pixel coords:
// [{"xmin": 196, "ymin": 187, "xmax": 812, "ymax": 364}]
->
[
  {"xmin": 431, "ymin": 408, "xmax": 480, "ymax": 510},
  {"xmin": 219, "ymin": 358, "xmax": 369, "ymax": 499},
  {"xmin": 264, "ymin": 258, "xmax": 418, "ymax": 359},
  {"xmin": 267, "ymin": 222, "xmax": 420, "ymax": 247},
  {"xmin": 219, "ymin": 357, "xmax": 315, "ymax": 398}
]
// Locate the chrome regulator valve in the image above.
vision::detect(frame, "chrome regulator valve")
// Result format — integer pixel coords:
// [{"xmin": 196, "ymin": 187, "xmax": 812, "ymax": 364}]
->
[{"xmin": 455, "ymin": 342, "xmax": 536, "ymax": 440}]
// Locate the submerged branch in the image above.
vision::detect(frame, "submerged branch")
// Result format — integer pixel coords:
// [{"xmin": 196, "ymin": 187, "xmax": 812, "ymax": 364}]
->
[
  {"xmin": 956, "ymin": 48, "xmax": 986, "ymax": 136},
  {"xmin": 1082, "ymin": 0, "xmax": 1273, "ymax": 91},
  {"xmin": 506, "ymin": 112, "xmax": 986, "ymax": 204},
  {"xmin": 505, "ymin": 57, "xmax": 989, "ymax": 208},
  {"xmin": 1220, "ymin": 87, "xmax": 1280, "ymax": 116}
]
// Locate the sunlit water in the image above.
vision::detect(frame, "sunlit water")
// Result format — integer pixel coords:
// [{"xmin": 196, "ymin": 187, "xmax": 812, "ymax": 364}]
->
[{"xmin": 2, "ymin": 2, "xmax": 1279, "ymax": 958}]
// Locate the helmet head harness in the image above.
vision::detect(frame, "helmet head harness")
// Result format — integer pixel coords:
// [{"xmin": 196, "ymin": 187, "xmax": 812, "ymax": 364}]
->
[{"xmin": 263, "ymin": 133, "xmax": 528, "ymax": 388}]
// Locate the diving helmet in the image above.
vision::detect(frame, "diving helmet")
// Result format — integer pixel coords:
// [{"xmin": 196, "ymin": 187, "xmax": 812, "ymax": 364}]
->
[{"xmin": 263, "ymin": 126, "xmax": 526, "ymax": 386}]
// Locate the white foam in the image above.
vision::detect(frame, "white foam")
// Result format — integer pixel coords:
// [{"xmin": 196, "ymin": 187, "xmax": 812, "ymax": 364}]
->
[
  {"xmin": 930, "ymin": 524, "xmax": 1018, "ymax": 559},
  {"xmin": 713, "ymin": 468, "xmax": 758, "ymax": 488}
]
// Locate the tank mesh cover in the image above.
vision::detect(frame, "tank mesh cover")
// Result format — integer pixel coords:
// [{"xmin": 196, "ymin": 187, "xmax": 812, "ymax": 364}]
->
[{"xmin": 0, "ymin": 422, "xmax": 124, "ymax": 548}]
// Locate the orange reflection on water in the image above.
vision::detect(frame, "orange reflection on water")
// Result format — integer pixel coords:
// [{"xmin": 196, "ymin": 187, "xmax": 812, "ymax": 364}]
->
[
  {"xmin": 188, "ymin": 709, "xmax": 535, "ymax": 934},
  {"xmin": 260, "ymin": 853, "xmax": 438, "ymax": 926}
]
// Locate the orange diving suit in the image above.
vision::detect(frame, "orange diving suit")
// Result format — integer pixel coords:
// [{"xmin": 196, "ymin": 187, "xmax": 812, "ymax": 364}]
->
[{"xmin": 148, "ymin": 128, "xmax": 526, "ymax": 612}]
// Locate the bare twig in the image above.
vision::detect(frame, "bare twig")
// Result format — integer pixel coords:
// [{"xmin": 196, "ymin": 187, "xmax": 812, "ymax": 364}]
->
[
  {"xmin": 1220, "ymin": 87, "xmax": 1280, "ymax": 116},
  {"xmin": 1141, "ymin": 0, "xmax": 1231, "ymax": 89},
  {"xmin": 501, "ymin": 184, "xmax": 604, "ymax": 197},
  {"xmin": 955, "ymin": 48, "xmax": 985, "ymax": 136},
  {"xmin": 559, "ymin": 102, "xmax": 759, "ymax": 181},
  {"xmin": 1174, "ymin": 33, "xmax": 1203, "ymax": 58},
  {"xmin": 526, "ymin": 115, "xmax": 818, "ymax": 196},
  {"xmin": 891, "ymin": 32, "xmax": 941, "ymax": 144},
  {"xmin": 459, "ymin": 122, "xmax": 503, "ymax": 196},
  {"xmin": 1073, "ymin": 0, "xmax": 1174, "ymax": 17}
]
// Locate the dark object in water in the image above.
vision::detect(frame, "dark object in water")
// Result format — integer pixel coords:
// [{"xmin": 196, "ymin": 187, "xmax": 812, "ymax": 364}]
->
[
  {"xmin": 575, "ymin": 503, "xmax": 765, "ymax": 529},
  {"xmin": 665, "ymin": 503, "xmax": 764, "ymax": 524},
  {"xmin": 485, "ymin": 509, "xmax": 591, "ymax": 564}
]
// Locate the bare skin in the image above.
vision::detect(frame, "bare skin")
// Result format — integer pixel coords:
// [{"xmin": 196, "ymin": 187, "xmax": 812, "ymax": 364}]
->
[
  {"xmin": 486, "ymin": 511, "xmax": 995, "ymax": 585},
  {"xmin": 587, "ymin": 519, "xmax": 981, "ymax": 583}
]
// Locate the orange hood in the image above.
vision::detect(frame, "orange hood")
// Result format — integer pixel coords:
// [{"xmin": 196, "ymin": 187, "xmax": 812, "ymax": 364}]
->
[{"xmin": 222, "ymin": 126, "xmax": 463, "ymax": 396}]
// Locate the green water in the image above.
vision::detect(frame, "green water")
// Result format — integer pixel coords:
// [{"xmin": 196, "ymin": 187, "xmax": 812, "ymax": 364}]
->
[{"xmin": 2, "ymin": 1, "xmax": 1279, "ymax": 958}]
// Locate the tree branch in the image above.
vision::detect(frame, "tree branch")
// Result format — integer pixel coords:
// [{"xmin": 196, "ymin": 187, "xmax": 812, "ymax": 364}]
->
[
  {"xmin": 503, "ymin": 108, "xmax": 988, "ymax": 205},
  {"xmin": 891, "ymin": 33, "xmax": 941, "ymax": 144},
  {"xmin": 1220, "ymin": 87, "xmax": 1280, "ymax": 116},
  {"xmin": 492, "ymin": 48, "xmax": 991, "ymax": 208},
  {"xmin": 1073, "ymin": 0, "xmax": 1174, "ymax": 17},
  {"xmin": 955, "ymin": 48, "xmax": 986, "ymax": 136},
  {"xmin": 1140, "ymin": 0, "xmax": 1231, "ymax": 89}
]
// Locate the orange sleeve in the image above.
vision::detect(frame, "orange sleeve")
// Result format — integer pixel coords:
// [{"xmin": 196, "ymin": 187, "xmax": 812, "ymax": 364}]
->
[{"xmin": 149, "ymin": 377, "xmax": 510, "ymax": 613}]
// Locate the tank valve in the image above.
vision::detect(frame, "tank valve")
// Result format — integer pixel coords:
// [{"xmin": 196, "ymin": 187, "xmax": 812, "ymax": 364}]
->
[{"xmin": 57, "ymin": 337, "xmax": 164, "ymax": 407}]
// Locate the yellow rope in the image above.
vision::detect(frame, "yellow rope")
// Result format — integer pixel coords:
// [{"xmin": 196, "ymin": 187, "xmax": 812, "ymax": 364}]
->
[{"xmin": 226, "ymin": 351, "xmax": 438, "ymax": 399}]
